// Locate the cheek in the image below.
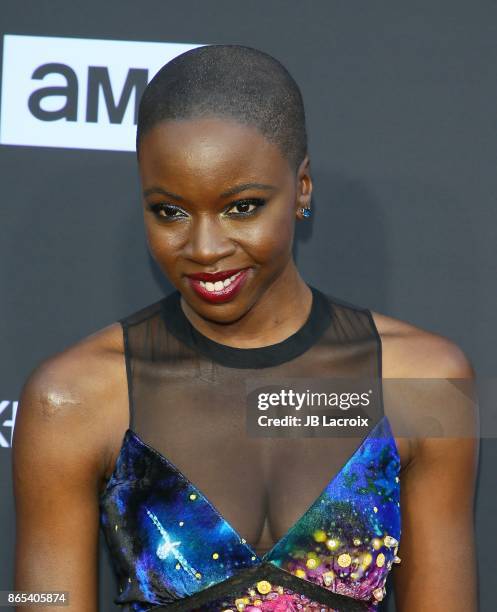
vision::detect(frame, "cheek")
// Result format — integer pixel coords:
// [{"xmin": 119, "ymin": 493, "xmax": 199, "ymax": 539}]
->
[
  {"xmin": 243, "ymin": 199, "xmax": 296, "ymax": 264},
  {"xmin": 143, "ymin": 220, "xmax": 183, "ymax": 268}
]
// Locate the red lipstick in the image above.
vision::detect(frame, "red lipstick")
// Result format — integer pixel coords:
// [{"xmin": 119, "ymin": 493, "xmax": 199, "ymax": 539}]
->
[{"xmin": 186, "ymin": 267, "xmax": 250, "ymax": 304}]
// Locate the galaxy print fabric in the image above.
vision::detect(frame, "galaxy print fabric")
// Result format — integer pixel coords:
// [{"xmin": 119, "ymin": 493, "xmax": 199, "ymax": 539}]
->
[
  {"xmin": 99, "ymin": 415, "xmax": 401, "ymax": 611},
  {"xmin": 260, "ymin": 415, "xmax": 401, "ymax": 610}
]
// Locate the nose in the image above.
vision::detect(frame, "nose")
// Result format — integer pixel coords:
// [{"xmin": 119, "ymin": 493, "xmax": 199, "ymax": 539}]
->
[{"xmin": 184, "ymin": 213, "xmax": 235, "ymax": 264}]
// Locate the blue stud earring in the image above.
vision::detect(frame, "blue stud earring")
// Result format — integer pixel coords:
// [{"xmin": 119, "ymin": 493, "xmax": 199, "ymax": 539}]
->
[{"xmin": 300, "ymin": 206, "xmax": 312, "ymax": 218}]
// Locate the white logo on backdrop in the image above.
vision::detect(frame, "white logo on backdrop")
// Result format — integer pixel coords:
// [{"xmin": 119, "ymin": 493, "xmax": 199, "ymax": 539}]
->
[
  {"xmin": 0, "ymin": 35, "xmax": 204, "ymax": 152},
  {"xmin": 0, "ymin": 400, "xmax": 18, "ymax": 448}
]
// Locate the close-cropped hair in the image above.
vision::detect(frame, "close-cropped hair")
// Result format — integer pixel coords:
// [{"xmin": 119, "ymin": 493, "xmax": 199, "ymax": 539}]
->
[{"xmin": 136, "ymin": 44, "xmax": 308, "ymax": 174}]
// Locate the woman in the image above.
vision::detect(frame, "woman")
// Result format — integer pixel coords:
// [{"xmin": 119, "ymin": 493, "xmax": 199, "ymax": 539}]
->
[{"xmin": 13, "ymin": 45, "xmax": 478, "ymax": 611}]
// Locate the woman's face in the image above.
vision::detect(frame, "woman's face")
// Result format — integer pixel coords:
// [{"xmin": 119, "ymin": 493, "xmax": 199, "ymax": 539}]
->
[{"xmin": 138, "ymin": 116, "xmax": 312, "ymax": 322}]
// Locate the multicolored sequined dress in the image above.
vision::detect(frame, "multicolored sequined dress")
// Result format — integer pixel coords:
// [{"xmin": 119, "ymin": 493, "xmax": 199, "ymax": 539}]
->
[{"xmin": 99, "ymin": 285, "xmax": 402, "ymax": 611}]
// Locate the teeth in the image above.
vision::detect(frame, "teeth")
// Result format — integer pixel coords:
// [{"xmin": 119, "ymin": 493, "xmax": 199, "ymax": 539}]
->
[{"xmin": 199, "ymin": 271, "xmax": 243, "ymax": 292}]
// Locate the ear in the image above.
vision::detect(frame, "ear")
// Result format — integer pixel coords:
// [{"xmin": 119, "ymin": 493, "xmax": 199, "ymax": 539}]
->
[{"xmin": 295, "ymin": 154, "xmax": 313, "ymax": 219}]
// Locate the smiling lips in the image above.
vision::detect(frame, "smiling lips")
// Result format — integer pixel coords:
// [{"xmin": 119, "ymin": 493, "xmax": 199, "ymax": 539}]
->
[{"xmin": 186, "ymin": 268, "xmax": 250, "ymax": 303}]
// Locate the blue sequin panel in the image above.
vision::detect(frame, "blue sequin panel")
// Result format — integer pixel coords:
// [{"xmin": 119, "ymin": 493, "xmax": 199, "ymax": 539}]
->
[
  {"xmin": 263, "ymin": 415, "xmax": 402, "ymax": 605},
  {"xmin": 99, "ymin": 431, "xmax": 260, "ymax": 608}
]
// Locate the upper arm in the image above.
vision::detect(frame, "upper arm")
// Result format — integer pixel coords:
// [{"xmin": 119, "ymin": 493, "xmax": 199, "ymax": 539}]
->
[
  {"xmin": 12, "ymin": 346, "xmax": 115, "ymax": 612},
  {"xmin": 392, "ymin": 336, "xmax": 480, "ymax": 611}
]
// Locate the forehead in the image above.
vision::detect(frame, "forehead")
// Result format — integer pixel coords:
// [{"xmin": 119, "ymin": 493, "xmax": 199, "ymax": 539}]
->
[{"xmin": 138, "ymin": 117, "xmax": 292, "ymax": 195}]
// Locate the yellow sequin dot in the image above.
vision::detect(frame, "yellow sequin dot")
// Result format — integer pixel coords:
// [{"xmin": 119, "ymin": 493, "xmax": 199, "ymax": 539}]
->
[
  {"xmin": 175, "ymin": 563, "xmax": 181, "ymax": 570},
  {"xmin": 326, "ymin": 538, "xmax": 340, "ymax": 550},
  {"xmin": 376, "ymin": 553, "xmax": 386, "ymax": 567},
  {"xmin": 353, "ymin": 537, "xmax": 361, "ymax": 546},
  {"xmin": 212, "ymin": 552, "xmax": 219, "ymax": 559},
  {"xmin": 251, "ymin": 556, "xmax": 256, "ymax": 561},
  {"xmin": 114, "ymin": 524, "xmax": 118, "ymax": 531},
  {"xmin": 248, "ymin": 589, "xmax": 256, "ymax": 597},
  {"xmin": 372, "ymin": 538, "xmax": 382, "ymax": 550},
  {"xmin": 306, "ymin": 557, "xmax": 319, "ymax": 569},
  {"xmin": 322, "ymin": 571, "xmax": 335, "ymax": 586},
  {"xmin": 373, "ymin": 506, "xmax": 378, "ymax": 513},
  {"xmin": 189, "ymin": 493, "xmax": 197, "ymax": 501},
  {"xmin": 313, "ymin": 529, "xmax": 327, "ymax": 542},
  {"xmin": 256, "ymin": 580, "xmax": 272, "ymax": 594},
  {"xmin": 294, "ymin": 569, "xmax": 306, "ymax": 578},
  {"xmin": 373, "ymin": 587, "xmax": 385, "ymax": 601},
  {"xmin": 384, "ymin": 535, "xmax": 398, "ymax": 548},
  {"xmin": 254, "ymin": 601, "xmax": 262, "ymax": 606},
  {"xmin": 277, "ymin": 586, "xmax": 284, "ymax": 594},
  {"xmin": 362, "ymin": 552, "xmax": 373, "ymax": 567},
  {"xmin": 235, "ymin": 596, "xmax": 249, "ymax": 609},
  {"xmin": 195, "ymin": 572, "xmax": 202, "ymax": 579},
  {"xmin": 337, "ymin": 553, "xmax": 352, "ymax": 568},
  {"xmin": 351, "ymin": 572, "xmax": 358, "ymax": 580}
]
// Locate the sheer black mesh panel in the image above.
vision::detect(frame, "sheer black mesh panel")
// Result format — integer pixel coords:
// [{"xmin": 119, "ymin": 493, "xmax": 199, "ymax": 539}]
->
[{"xmin": 119, "ymin": 286, "xmax": 385, "ymax": 557}]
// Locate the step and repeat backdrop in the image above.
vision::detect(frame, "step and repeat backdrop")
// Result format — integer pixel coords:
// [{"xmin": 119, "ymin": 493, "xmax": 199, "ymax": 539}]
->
[{"xmin": 1, "ymin": 2, "xmax": 495, "ymax": 610}]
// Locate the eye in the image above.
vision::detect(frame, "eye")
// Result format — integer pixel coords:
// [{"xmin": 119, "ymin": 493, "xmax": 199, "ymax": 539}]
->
[
  {"xmin": 148, "ymin": 203, "xmax": 186, "ymax": 221},
  {"xmin": 147, "ymin": 198, "xmax": 266, "ymax": 222},
  {"xmin": 225, "ymin": 198, "xmax": 266, "ymax": 217}
]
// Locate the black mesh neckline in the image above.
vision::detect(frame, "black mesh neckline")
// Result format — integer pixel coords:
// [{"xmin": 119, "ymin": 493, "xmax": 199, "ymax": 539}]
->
[{"xmin": 160, "ymin": 284, "xmax": 333, "ymax": 369}]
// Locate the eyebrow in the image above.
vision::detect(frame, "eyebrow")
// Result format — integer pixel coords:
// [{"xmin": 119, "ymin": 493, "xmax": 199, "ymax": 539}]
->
[
  {"xmin": 142, "ymin": 182, "xmax": 277, "ymax": 201},
  {"xmin": 219, "ymin": 182, "xmax": 277, "ymax": 198}
]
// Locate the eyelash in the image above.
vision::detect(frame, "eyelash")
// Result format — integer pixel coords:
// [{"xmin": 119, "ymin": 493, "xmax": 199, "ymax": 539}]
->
[{"xmin": 148, "ymin": 198, "xmax": 266, "ymax": 222}]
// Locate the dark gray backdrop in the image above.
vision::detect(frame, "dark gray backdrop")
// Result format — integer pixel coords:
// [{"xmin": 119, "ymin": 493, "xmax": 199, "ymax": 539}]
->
[{"xmin": 1, "ymin": 1, "xmax": 495, "ymax": 610}]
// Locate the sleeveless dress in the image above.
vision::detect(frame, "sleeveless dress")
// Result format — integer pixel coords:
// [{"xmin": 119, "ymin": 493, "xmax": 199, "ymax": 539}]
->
[{"xmin": 99, "ymin": 284, "xmax": 402, "ymax": 611}]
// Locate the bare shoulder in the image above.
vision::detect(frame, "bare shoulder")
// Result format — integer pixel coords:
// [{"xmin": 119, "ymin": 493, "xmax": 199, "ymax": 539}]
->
[
  {"xmin": 14, "ymin": 320, "xmax": 128, "ymax": 494},
  {"xmin": 13, "ymin": 322, "xmax": 129, "ymax": 601},
  {"xmin": 370, "ymin": 309, "xmax": 475, "ymax": 379},
  {"xmin": 369, "ymin": 309, "xmax": 477, "ymax": 472}
]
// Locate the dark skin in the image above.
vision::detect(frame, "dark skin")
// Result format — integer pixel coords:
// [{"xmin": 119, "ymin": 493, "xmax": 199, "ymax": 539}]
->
[
  {"xmin": 13, "ymin": 117, "xmax": 479, "ymax": 611},
  {"xmin": 140, "ymin": 117, "xmax": 314, "ymax": 347}
]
